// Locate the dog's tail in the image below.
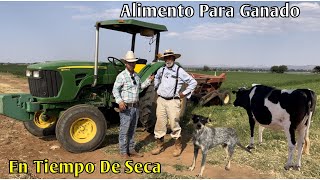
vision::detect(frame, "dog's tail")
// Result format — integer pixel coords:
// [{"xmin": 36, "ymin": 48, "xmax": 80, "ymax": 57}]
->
[{"xmin": 237, "ymin": 142, "xmax": 252, "ymax": 154}]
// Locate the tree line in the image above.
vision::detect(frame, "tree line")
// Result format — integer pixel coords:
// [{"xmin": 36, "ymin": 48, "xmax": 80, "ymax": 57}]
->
[{"xmin": 193, "ymin": 65, "xmax": 320, "ymax": 74}]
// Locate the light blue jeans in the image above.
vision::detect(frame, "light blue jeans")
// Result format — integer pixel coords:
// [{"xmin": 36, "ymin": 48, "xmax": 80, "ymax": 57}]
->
[{"xmin": 119, "ymin": 107, "xmax": 139, "ymax": 154}]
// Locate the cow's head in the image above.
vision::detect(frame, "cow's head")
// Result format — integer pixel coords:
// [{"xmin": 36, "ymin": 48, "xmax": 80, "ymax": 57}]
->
[{"xmin": 232, "ymin": 87, "xmax": 250, "ymax": 109}]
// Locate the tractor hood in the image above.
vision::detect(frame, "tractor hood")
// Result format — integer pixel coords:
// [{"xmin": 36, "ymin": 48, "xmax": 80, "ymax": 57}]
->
[{"xmin": 27, "ymin": 60, "xmax": 108, "ymax": 71}]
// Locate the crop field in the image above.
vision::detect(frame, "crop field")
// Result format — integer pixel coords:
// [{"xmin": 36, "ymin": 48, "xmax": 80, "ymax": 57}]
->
[
  {"xmin": 182, "ymin": 71, "xmax": 320, "ymax": 178},
  {"xmin": 194, "ymin": 70, "xmax": 320, "ymax": 90},
  {"xmin": 0, "ymin": 64, "xmax": 28, "ymax": 77}
]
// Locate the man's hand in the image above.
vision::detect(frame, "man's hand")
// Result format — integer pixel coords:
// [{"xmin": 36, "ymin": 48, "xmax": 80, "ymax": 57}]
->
[
  {"xmin": 149, "ymin": 74, "xmax": 155, "ymax": 81},
  {"xmin": 119, "ymin": 101, "xmax": 126, "ymax": 112},
  {"xmin": 179, "ymin": 92, "xmax": 185, "ymax": 99}
]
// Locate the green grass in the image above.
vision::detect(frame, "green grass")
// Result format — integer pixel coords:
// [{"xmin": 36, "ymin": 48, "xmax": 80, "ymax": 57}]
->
[
  {"xmin": 0, "ymin": 64, "xmax": 28, "ymax": 77},
  {"xmin": 172, "ymin": 164, "xmax": 188, "ymax": 172},
  {"xmin": 186, "ymin": 71, "xmax": 320, "ymax": 178},
  {"xmin": 192, "ymin": 70, "xmax": 320, "ymax": 91}
]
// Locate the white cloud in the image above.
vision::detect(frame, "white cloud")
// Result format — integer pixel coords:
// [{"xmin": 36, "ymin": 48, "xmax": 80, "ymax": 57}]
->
[
  {"xmin": 180, "ymin": 19, "xmax": 285, "ymax": 40},
  {"xmin": 64, "ymin": 5, "xmax": 93, "ymax": 12},
  {"xmin": 71, "ymin": 8, "xmax": 122, "ymax": 20},
  {"xmin": 292, "ymin": 2, "xmax": 320, "ymax": 11},
  {"xmin": 165, "ymin": 32, "xmax": 180, "ymax": 37},
  {"xmin": 178, "ymin": 2, "xmax": 320, "ymax": 40}
]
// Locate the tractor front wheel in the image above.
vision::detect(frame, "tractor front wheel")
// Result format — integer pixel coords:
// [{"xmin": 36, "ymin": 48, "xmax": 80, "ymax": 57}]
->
[
  {"xmin": 56, "ymin": 105, "xmax": 107, "ymax": 153},
  {"xmin": 23, "ymin": 111, "xmax": 57, "ymax": 137}
]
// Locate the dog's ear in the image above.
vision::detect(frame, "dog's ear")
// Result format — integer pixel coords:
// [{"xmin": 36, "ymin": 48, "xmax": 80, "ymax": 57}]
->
[
  {"xmin": 191, "ymin": 114, "xmax": 197, "ymax": 122},
  {"xmin": 207, "ymin": 117, "xmax": 213, "ymax": 122},
  {"xmin": 232, "ymin": 90, "xmax": 237, "ymax": 94}
]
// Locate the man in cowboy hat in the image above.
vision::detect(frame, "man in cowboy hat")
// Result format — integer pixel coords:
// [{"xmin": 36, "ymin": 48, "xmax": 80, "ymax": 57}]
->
[
  {"xmin": 112, "ymin": 50, "xmax": 154, "ymax": 158},
  {"xmin": 151, "ymin": 49, "xmax": 197, "ymax": 157}
]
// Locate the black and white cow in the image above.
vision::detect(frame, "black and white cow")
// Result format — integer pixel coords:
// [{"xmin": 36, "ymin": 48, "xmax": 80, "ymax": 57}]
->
[{"xmin": 232, "ymin": 85, "xmax": 316, "ymax": 170}]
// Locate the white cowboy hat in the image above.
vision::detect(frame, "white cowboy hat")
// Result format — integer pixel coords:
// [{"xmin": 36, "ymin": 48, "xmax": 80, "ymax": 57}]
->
[
  {"xmin": 159, "ymin": 49, "xmax": 181, "ymax": 60},
  {"xmin": 123, "ymin": 51, "xmax": 138, "ymax": 62}
]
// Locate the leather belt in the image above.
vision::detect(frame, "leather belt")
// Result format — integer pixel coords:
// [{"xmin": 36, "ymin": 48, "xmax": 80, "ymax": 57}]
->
[
  {"xmin": 126, "ymin": 102, "xmax": 139, "ymax": 107},
  {"xmin": 159, "ymin": 95, "xmax": 180, "ymax": 100}
]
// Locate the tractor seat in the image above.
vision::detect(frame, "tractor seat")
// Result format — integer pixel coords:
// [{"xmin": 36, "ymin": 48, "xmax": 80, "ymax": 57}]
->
[{"xmin": 137, "ymin": 59, "xmax": 147, "ymax": 64}]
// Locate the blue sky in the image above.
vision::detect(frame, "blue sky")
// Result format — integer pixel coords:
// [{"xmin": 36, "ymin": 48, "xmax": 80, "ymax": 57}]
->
[{"xmin": 0, "ymin": 1, "xmax": 319, "ymax": 67}]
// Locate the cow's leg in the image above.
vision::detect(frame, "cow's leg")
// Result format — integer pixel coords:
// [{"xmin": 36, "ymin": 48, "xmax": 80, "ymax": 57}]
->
[
  {"xmin": 303, "ymin": 112, "xmax": 312, "ymax": 155},
  {"xmin": 258, "ymin": 125, "xmax": 265, "ymax": 144},
  {"xmin": 247, "ymin": 117, "xmax": 255, "ymax": 149},
  {"xmin": 284, "ymin": 125, "xmax": 296, "ymax": 170},
  {"xmin": 295, "ymin": 126, "xmax": 307, "ymax": 171}
]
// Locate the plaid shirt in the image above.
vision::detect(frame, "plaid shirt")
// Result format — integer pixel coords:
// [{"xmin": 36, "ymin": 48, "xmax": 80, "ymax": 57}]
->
[{"xmin": 112, "ymin": 69, "xmax": 151, "ymax": 104}]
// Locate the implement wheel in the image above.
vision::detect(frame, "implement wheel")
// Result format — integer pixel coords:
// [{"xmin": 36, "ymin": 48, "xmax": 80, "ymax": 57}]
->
[
  {"xmin": 56, "ymin": 104, "xmax": 107, "ymax": 153},
  {"xmin": 23, "ymin": 111, "xmax": 57, "ymax": 137},
  {"xmin": 219, "ymin": 90, "xmax": 231, "ymax": 105}
]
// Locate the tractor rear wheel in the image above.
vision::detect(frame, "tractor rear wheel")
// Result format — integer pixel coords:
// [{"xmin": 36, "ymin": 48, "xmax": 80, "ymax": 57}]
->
[
  {"xmin": 139, "ymin": 84, "xmax": 157, "ymax": 133},
  {"xmin": 23, "ymin": 111, "xmax": 57, "ymax": 137},
  {"xmin": 139, "ymin": 84, "xmax": 187, "ymax": 133},
  {"xmin": 56, "ymin": 104, "xmax": 107, "ymax": 153}
]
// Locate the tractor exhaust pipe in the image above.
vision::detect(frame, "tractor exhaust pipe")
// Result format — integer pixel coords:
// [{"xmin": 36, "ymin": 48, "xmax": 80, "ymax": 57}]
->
[{"xmin": 92, "ymin": 23, "xmax": 100, "ymax": 87}]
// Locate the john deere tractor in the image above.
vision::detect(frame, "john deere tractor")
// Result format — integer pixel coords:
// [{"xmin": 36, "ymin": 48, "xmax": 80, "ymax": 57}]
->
[{"xmin": 0, "ymin": 19, "xmax": 171, "ymax": 153}]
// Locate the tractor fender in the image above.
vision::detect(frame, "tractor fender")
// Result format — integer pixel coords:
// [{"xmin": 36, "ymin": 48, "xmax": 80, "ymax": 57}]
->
[{"xmin": 138, "ymin": 62, "xmax": 165, "ymax": 84}]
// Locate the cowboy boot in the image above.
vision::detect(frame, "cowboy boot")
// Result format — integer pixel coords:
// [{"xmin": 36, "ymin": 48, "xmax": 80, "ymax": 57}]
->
[
  {"xmin": 151, "ymin": 137, "xmax": 164, "ymax": 155},
  {"xmin": 173, "ymin": 137, "xmax": 182, "ymax": 157},
  {"xmin": 129, "ymin": 149, "xmax": 144, "ymax": 157}
]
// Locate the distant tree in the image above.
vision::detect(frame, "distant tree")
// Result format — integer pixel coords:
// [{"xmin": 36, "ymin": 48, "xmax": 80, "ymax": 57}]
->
[
  {"xmin": 313, "ymin": 66, "xmax": 320, "ymax": 73},
  {"xmin": 278, "ymin": 65, "xmax": 288, "ymax": 73},
  {"xmin": 203, "ymin": 65, "xmax": 210, "ymax": 71},
  {"xmin": 270, "ymin": 66, "xmax": 279, "ymax": 73},
  {"xmin": 270, "ymin": 65, "xmax": 287, "ymax": 73}
]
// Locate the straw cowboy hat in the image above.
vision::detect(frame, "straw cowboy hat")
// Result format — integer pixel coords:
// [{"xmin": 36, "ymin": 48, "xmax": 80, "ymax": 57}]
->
[
  {"xmin": 159, "ymin": 49, "xmax": 181, "ymax": 60},
  {"xmin": 123, "ymin": 51, "xmax": 138, "ymax": 62}
]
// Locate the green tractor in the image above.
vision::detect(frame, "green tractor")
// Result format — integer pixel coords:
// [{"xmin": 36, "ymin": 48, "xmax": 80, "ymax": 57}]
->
[{"xmin": 0, "ymin": 19, "xmax": 170, "ymax": 153}]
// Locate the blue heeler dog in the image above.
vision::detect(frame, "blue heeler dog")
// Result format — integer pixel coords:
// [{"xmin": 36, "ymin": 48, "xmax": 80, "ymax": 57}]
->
[{"xmin": 189, "ymin": 114, "xmax": 251, "ymax": 177}]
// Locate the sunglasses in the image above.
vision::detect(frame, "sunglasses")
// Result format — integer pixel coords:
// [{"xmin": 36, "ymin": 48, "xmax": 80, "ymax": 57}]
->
[{"xmin": 131, "ymin": 75, "xmax": 137, "ymax": 85}]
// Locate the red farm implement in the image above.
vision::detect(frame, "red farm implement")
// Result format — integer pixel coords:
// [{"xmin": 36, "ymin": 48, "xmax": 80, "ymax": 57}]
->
[{"xmin": 189, "ymin": 72, "xmax": 231, "ymax": 106}]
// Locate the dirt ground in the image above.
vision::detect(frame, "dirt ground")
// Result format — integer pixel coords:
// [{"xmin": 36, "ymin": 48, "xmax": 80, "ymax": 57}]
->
[{"xmin": 0, "ymin": 73, "xmax": 274, "ymax": 179}]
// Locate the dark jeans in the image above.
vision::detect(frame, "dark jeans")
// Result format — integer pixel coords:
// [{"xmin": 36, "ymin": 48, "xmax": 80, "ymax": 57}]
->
[{"xmin": 119, "ymin": 107, "xmax": 139, "ymax": 154}]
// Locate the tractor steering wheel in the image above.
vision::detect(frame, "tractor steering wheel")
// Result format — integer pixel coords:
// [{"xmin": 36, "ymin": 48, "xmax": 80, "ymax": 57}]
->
[{"xmin": 107, "ymin": 56, "xmax": 125, "ymax": 66}]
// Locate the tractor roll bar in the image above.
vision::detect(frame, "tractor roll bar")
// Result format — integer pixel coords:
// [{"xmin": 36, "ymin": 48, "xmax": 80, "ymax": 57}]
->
[
  {"xmin": 92, "ymin": 23, "xmax": 100, "ymax": 87},
  {"xmin": 131, "ymin": 34, "xmax": 136, "ymax": 52},
  {"xmin": 154, "ymin": 33, "xmax": 160, "ymax": 62}
]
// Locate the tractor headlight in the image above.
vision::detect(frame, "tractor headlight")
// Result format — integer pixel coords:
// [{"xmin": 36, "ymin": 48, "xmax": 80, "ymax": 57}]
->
[
  {"xmin": 26, "ymin": 70, "xmax": 32, "ymax": 77},
  {"xmin": 33, "ymin": 71, "xmax": 40, "ymax": 78}
]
